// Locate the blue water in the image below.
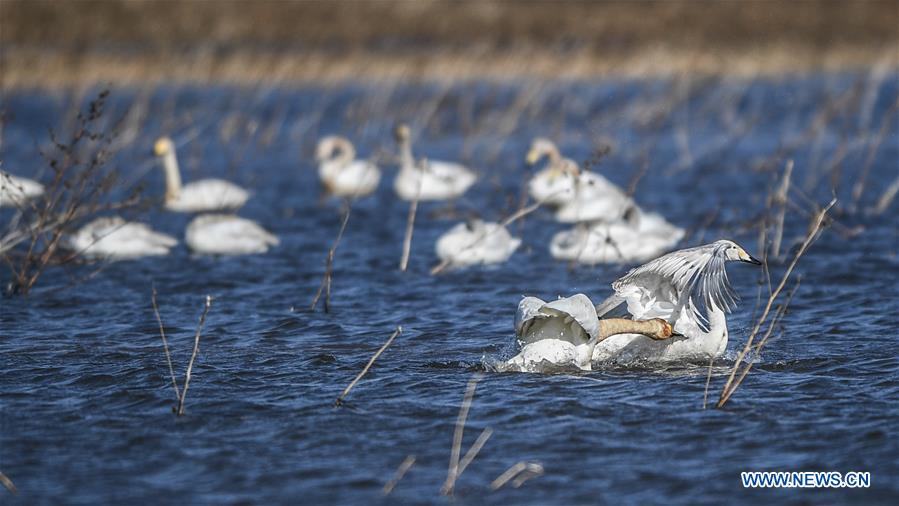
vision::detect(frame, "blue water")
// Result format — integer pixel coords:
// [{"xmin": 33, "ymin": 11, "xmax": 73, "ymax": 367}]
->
[{"xmin": 1, "ymin": 74, "xmax": 898, "ymax": 504}]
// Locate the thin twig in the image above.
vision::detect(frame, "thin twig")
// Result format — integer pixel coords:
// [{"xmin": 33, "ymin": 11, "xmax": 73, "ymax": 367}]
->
[
  {"xmin": 771, "ymin": 159, "xmax": 793, "ymax": 258},
  {"xmin": 382, "ymin": 455, "xmax": 416, "ymax": 496},
  {"xmin": 456, "ymin": 427, "xmax": 493, "ymax": 477},
  {"xmin": 399, "ymin": 166, "xmax": 423, "ymax": 272},
  {"xmin": 702, "ymin": 355, "xmax": 714, "ymax": 410},
  {"xmin": 717, "ymin": 198, "xmax": 835, "ymax": 408},
  {"xmin": 311, "ymin": 202, "xmax": 351, "ymax": 312},
  {"xmin": 0, "ymin": 471, "xmax": 16, "ymax": 495},
  {"xmin": 152, "ymin": 286, "xmax": 181, "ymax": 400},
  {"xmin": 177, "ymin": 295, "xmax": 213, "ymax": 416},
  {"xmin": 490, "ymin": 461, "xmax": 544, "ymax": 491},
  {"xmin": 441, "ymin": 375, "xmax": 483, "ymax": 496},
  {"xmin": 335, "ymin": 326, "xmax": 402, "ymax": 406}
]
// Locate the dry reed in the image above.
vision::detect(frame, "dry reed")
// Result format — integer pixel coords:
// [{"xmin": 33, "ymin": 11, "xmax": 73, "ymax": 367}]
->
[
  {"xmin": 0, "ymin": 471, "xmax": 16, "ymax": 495},
  {"xmin": 490, "ymin": 461, "xmax": 545, "ymax": 491},
  {"xmin": 717, "ymin": 197, "xmax": 836, "ymax": 408},
  {"xmin": 382, "ymin": 455, "xmax": 416, "ymax": 496},
  {"xmin": 335, "ymin": 326, "xmax": 402, "ymax": 407},
  {"xmin": 151, "ymin": 290, "xmax": 214, "ymax": 416},
  {"xmin": 441, "ymin": 374, "xmax": 488, "ymax": 496},
  {"xmin": 311, "ymin": 203, "xmax": 351, "ymax": 312}
]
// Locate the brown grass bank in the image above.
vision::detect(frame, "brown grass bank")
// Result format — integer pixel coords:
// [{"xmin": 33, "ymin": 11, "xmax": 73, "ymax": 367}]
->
[{"xmin": 1, "ymin": 0, "xmax": 898, "ymax": 88}]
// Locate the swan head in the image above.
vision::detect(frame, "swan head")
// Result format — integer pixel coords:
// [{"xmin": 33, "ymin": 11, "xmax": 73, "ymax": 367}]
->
[
  {"xmin": 316, "ymin": 136, "xmax": 351, "ymax": 162},
  {"xmin": 716, "ymin": 240, "xmax": 762, "ymax": 265},
  {"xmin": 394, "ymin": 124, "xmax": 411, "ymax": 143},
  {"xmin": 526, "ymin": 138, "xmax": 560, "ymax": 165},
  {"xmin": 153, "ymin": 137, "xmax": 175, "ymax": 157}
]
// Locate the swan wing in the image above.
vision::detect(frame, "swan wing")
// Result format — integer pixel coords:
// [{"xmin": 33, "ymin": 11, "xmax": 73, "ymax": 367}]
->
[
  {"xmin": 515, "ymin": 294, "xmax": 599, "ymax": 345},
  {"xmin": 611, "ymin": 243, "xmax": 736, "ymax": 326}
]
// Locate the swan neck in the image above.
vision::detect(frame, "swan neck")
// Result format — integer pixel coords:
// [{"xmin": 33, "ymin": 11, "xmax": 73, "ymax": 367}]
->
[
  {"xmin": 704, "ymin": 303, "xmax": 729, "ymax": 352},
  {"xmin": 548, "ymin": 146, "xmax": 561, "ymax": 165},
  {"xmin": 335, "ymin": 139, "xmax": 355, "ymax": 167},
  {"xmin": 162, "ymin": 149, "xmax": 182, "ymax": 202},
  {"xmin": 399, "ymin": 138, "xmax": 414, "ymax": 169}
]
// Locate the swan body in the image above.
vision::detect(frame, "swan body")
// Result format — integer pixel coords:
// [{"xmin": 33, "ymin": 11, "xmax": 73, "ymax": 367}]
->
[
  {"xmin": 316, "ymin": 136, "xmax": 381, "ymax": 197},
  {"xmin": 185, "ymin": 214, "xmax": 279, "ymax": 255},
  {"xmin": 154, "ymin": 137, "xmax": 249, "ymax": 212},
  {"xmin": 435, "ymin": 220, "xmax": 521, "ymax": 268},
  {"xmin": 67, "ymin": 216, "xmax": 177, "ymax": 260},
  {"xmin": 512, "ymin": 240, "xmax": 760, "ymax": 367},
  {"xmin": 550, "ymin": 210, "xmax": 685, "ymax": 264},
  {"xmin": 393, "ymin": 124, "xmax": 476, "ymax": 201},
  {"xmin": 0, "ymin": 171, "xmax": 44, "ymax": 208}
]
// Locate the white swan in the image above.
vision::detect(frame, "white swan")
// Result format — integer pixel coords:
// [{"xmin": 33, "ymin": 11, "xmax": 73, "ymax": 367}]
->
[
  {"xmin": 526, "ymin": 139, "xmax": 580, "ymax": 206},
  {"xmin": 154, "ymin": 137, "xmax": 249, "ymax": 212},
  {"xmin": 67, "ymin": 216, "xmax": 177, "ymax": 260},
  {"xmin": 550, "ymin": 208, "xmax": 685, "ymax": 264},
  {"xmin": 0, "ymin": 171, "xmax": 44, "ymax": 208},
  {"xmin": 513, "ymin": 240, "xmax": 760, "ymax": 368},
  {"xmin": 316, "ymin": 136, "xmax": 381, "ymax": 197},
  {"xmin": 393, "ymin": 124, "xmax": 477, "ymax": 201},
  {"xmin": 185, "ymin": 214, "xmax": 279, "ymax": 255},
  {"xmin": 435, "ymin": 219, "xmax": 521, "ymax": 269},
  {"xmin": 526, "ymin": 138, "xmax": 633, "ymax": 222}
]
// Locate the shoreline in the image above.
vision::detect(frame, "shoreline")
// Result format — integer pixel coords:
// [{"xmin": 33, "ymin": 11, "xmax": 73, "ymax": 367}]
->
[{"xmin": 3, "ymin": 44, "xmax": 897, "ymax": 90}]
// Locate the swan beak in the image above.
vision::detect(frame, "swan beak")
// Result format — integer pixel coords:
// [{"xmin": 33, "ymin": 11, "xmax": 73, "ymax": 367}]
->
[
  {"xmin": 740, "ymin": 250, "xmax": 762, "ymax": 265},
  {"xmin": 526, "ymin": 149, "xmax": 539, "ymax": 165}
]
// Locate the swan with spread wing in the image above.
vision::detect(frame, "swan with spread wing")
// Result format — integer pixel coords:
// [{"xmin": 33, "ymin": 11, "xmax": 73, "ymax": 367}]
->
[{"xmin": 513, "ymin": 240, "xmax": 760, "ymax": 369}]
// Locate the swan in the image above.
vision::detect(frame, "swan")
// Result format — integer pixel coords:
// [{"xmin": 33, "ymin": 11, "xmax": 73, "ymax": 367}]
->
[
  {"xmin": 550, "ymin": 208, "xmax": 685, "ymax": 264},
  {"xmin": 525, "ymin": 138, "xmax": 633, "ymax": 222},
  {"xmin": 435, "ymin": 219, "xmax": 521, "ymax": 269},
  {"xmin": 316, "ymin": 136, "xmax": 381, "ymax": 197},
  {"xmin": 393, "ymin": 124, "xmax": 477, "ymax": 201},
  {"xmin": 526, "ymin": 139, "xmax": 580, "ymax": 206},
  {"xmin": 185, "ymin": 214, "xmax": 279, "ymax": 255},
  {"xmin": 0, "ymin": 171, "xmax": 44, "ymax": 208},
  {"xmin": 513, "ymin": 240, "xmax": 760, "ymax": 369},
  {"xmin": 153, "ymin": 137, "xmax": 249, "ymax": 212},
  {"xmin": 67, "ymin": 216, "xmax": 177, "ymax": 260}
]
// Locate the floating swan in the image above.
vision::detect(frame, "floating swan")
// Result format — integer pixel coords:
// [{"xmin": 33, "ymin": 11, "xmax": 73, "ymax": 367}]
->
[
  {"xmin": 185, "ymin": 214, "xmax": 279, "ymax": 255},
  {"xmin": 435, "ymin": 220, "xmax": 521, "ymax": 269},
  {"xmin": 67, "ymin": 216, "xmax": 177, "ymax": 260},
  {"xmin": 512, "ymin": 240, "xmax": 760, "ymax": 369},
  {"xmin": 153, "ymin": 137, "xmax": 249, "ymax": 212},
  {"xmin": 525, "ymin": 138, "xmax": 633, "ymax": 222},
  {"xmin": 550, "ymin": 208, "xmax": 685, "ymax": 264},
  {"xmin": 393, "ymin": 124, "xmax": 477, "ymax": 201},
  {"xmin": 526, "ymin": 139, "xmax": 580, "ymax": 206},
  {"xmin": 0, "ymin": 171, "xmax": 44, "ymax": 208},
  {"xmin": 316, "ymin": 136, "xmax": 381, "ymax": 197}
]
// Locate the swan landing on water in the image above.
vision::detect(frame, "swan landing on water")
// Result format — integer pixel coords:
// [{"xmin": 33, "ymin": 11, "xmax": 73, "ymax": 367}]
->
[{"xmin": 506, "ymin": 240, "xmax": 761, "ymax": 371}]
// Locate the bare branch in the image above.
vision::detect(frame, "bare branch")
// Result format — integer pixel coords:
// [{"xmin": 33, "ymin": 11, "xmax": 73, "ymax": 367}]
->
[{"xmin": 335, "ymin": 326, "xmax": 402, "ymax": 406}]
